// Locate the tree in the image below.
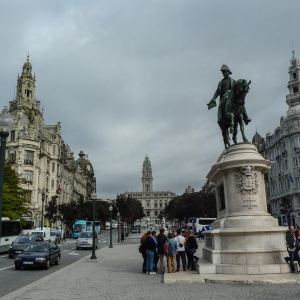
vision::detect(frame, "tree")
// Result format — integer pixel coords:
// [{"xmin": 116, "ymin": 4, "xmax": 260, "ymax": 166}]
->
[
  {"xmin": 115, "ymin": 195, "xmax": 145, "ymax": 224},
  {"xmin": 3, "ymin": 161, "xmax": 30, "ymax": 225},
  {"xmin": 164, "ymin": 189, "xmax": 217, "ymax": 222},
  {"xmin": 280, "ymin": 195, "xmax": 293, "ymax": 226},
  {"xmin": 44, "ymin": 196, "xmax": 59, "ymax": 226},
  {"xmin": 57, "ymin": 200, "xmax": 80, "ymax": 228}
]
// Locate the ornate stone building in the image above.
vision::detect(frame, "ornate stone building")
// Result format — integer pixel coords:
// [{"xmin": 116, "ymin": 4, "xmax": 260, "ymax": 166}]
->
[
  {"xmin": 124, "ymin": 155, "xmax": 176, "ymax": 218},
  {"xmin": 6, "ymin": 56, "xmax": 96, "ymax": 227},
  {"xmin": 264, "ymin": 50, "xmax": 300, "ymax": 227}
]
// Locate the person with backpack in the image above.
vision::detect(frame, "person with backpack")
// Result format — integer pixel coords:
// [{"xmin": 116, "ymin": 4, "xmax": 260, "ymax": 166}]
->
[
  {"xmin": 175, "ymin": 229, "xmax": 186, "ymax": 272},
  {"xmin": 167, "ymin": 232, "xmax": 178, "ymax": 273},
  {"xmin": 157, "ymin": 228, "xmax": 167, "ymax": 274}
]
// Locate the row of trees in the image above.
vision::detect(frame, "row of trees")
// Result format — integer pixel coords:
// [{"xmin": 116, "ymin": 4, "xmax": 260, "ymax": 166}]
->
[
  {"xmin": 45, "ymin": 194, "xmax": 145, "ymax": 228},
  {"xmin": 163, "ymin": 188, "xmax": 217, "ymax": 223}
]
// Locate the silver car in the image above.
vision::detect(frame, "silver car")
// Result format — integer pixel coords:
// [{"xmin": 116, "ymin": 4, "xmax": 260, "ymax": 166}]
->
[{"xmin": 76, "ymin": 231, "xmax": 99, "ymax": 250}]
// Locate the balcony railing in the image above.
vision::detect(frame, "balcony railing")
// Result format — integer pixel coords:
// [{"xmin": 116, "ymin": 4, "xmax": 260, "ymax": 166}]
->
[{"xmin": 24, "ymin": 159, "xmax": 33, "ymax": 165}]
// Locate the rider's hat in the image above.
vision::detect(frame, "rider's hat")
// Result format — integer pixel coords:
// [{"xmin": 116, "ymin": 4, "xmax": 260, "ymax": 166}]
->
[{"xmin": 220, "ymin": 64, "xmax": 232, "ymax": 75}]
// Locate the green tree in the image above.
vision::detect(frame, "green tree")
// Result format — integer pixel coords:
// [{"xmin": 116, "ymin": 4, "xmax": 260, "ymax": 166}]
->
[
  {"xmin": 115, "ymin": 195, "xmax": 145, "ymax": 224},
  {"xmin": 44, "ymin": 196, "xmax": 59, "ymax": 226},
  {"xmin": 3, "ymin": 161, "xmax": 30, "ymax": 225},
  {"xmin": 57, "ymin": 200, "xmax": 80, "ymax": 228}
]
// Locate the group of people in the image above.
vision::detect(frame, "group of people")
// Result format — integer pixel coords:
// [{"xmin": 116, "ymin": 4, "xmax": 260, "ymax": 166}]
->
[
  {"xmin": 63, "ymin": 229, "xmax": 73, "ymax": 240},
  {"xmin": 285, "ymin": 226, "xmax": 300, "ymax": 273},
  {"xmin": 139, "ymin": 228, "xmax": 198, "ymax": 274}
]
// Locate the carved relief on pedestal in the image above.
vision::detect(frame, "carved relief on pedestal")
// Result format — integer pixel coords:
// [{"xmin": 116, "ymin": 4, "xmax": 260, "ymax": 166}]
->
[{"xmin": 235, "ymin": 166, "xmax": 258, "ymax": 195}]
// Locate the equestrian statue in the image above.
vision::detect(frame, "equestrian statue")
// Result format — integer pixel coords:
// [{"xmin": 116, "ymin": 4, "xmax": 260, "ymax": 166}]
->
[{"xmin": 207, "ymin": 64, "xmax": 251, "ymax": 148}]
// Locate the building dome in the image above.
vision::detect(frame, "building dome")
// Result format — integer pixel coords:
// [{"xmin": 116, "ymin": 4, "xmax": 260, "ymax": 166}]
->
[
  {"xmin": 144, "ymin": 154, "xmax": 151, "ymax": 164},
  {"xmin": 77, "ymin": 150, "xmax": 94, "ymax": 175},
  {"xmin": 252, "ymin": 132, "xmax": 263, "ymax": 144}
]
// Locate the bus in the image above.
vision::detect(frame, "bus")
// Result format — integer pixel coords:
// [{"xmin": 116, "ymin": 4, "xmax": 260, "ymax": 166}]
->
[
  {"xmin": 73, "ymin": 220, "xmax": 100, "ymax": 238},
  {"xmin": 73, "ymin": 220, "xmax": 88, "ymax": 238},
  {"xmin": 188, "ymin": 217, "xmax": 216, "ymax": 237},
  {"xmin": 0, "ymin": 217, "xmax": 22, "ymax": 253}
]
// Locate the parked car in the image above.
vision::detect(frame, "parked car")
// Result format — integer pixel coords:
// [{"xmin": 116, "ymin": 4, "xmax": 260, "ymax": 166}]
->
[
  {"xmin": 49, "ymin": 230, "xmax": 62, "ymax": 243},
  {"xmin": 8, "ymin": 235, "xmax": 44, "ymax": 259},
  {"xmin": 76, "ymin": 231, "xmax": 99, "ymax": 250},
  {"xmin": 131, "ymin": 226, "xmax": 141, "ymax": 233},
  {"xmin": 14, "ymin": 242, "xmax": 61, "ymax": 270}
]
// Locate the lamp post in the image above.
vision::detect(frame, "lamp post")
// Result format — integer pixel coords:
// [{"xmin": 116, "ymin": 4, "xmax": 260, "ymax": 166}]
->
[
  {"xmin": 0, "ymin": 107, "xmax": 14, "ymax": 240},
  {"xmin": 117, "ymin": 212, "xmax": 120, "ymax": 243},
  {"xmin": 41, "ymin": 189, "xmax": 46, "ymax": 230},
  {"xmin": 90, "ymin": 193, "xmax": 97, "ymax": 259},
  {"xmin": 109, "ymin": 205, "xmax": 113, "ymax": 248}
]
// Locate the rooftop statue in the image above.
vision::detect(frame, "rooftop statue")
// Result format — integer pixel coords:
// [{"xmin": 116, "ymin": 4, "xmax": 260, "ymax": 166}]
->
[{"xmin": 207, "ymin": 65, "xmax": 251, "ymax": 148}]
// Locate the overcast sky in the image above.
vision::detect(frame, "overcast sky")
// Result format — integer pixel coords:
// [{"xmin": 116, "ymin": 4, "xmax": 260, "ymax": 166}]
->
[{"xmin": 0, "ymin": 1, "xmax": 299, "ymax": 199}]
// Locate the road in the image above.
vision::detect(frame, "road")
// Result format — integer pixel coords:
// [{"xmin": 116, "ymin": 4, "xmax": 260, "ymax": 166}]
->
[{"xmin": 0, "ymin": 229, "xmax": 119, "ymax": 298}]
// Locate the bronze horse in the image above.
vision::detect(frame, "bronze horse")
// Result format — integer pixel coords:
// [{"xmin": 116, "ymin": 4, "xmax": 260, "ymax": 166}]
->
[{"xmin": 218, "ymin": 79, "xmax": 251, "ymax": 148}]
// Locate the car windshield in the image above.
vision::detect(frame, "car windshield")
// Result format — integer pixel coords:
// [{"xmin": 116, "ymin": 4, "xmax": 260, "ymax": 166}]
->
[
  {"xmin": 31, "ymin": 232, "xmax": 43, "ymax": 236},
  {"xmin": 15, "ymin": 236, "xmax": 32, "ymax": 243},
  {"xmin": 24, "ymin": 244, "xmax": 49, "ymax": 252},
  {"xmin": 50, "ymin": 232, "xmax": 56, "ymax": 236},
  {"xmin": 79, "ymin": 232, "xmax": 93, "ymax": 238}
]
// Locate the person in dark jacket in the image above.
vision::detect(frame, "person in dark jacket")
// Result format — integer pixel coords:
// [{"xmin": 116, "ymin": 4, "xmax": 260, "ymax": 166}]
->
[
  {"xmin": 144, "ymin": 231, "xmax": 157, "ymax": 274},
  {"xmin": 186, "ymin": 232, "xmax": 197, "ymax": 270},
  {"xmin": 157, "ymin": 228, "xmax": 167, "ymax": 274},
  {"xmin": 286, "ymin": 226, "xmax": 297, "ymax": 274},
  {"xmin": 140, "ymin": 233, "xmax": 148, "ymax": 273}
]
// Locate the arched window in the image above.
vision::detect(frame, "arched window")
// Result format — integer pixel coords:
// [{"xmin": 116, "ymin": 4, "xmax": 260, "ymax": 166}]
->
[
  {"xmin": 146, "ymin": 211, "xmax": 150, "ymax": 217},
  {"xmin": 154, "ymin": 211, "xmax": 158, "ymax": 216}
]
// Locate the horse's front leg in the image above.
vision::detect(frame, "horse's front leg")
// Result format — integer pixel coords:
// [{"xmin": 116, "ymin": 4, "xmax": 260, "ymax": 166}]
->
[{"xmin": 239, "ymin": 115, "xmax": 249, "ymax": 142}]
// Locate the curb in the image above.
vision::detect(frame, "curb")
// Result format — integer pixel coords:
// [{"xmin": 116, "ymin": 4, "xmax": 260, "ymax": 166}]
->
[{"xmin": 0, "ymin": 246, "xmax": 107, "ymax": 300}]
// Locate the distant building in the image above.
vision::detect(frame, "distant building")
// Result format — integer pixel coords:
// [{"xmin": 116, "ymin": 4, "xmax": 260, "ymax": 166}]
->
[
  {"xmin": 124, "ymin": 155, "xmax": 176, "ymax": 218},
  {"xmin": 6, "ymin": 56, "xmax": 96, "ymax": 227},
  {"xmin": 185, "ymin": 185, "xmax": 194, "ymax": 194},
  {"xmin": 264, "ymin": 50, "xmax": 300, "ymax": 227}
]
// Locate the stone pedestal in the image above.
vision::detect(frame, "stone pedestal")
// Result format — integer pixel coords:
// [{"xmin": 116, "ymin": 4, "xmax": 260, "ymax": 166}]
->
[{"xmin": 203, "ymin": 143, "xmax": 290, "ymax": 274}]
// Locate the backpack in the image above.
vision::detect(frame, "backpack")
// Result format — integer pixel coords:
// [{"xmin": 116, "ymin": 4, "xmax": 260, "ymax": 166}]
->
[{"xmin": 163, "ymin": 239, "xmax": 169, "ymax": 254}]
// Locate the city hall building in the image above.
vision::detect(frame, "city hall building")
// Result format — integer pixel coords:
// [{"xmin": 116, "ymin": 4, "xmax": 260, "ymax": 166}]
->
[{"xmin": 124, "ymin": 155, "xmax": 176, "ymax": 218}]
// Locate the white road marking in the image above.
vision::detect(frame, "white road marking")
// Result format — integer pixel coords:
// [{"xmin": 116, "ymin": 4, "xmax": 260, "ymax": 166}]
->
[
  {"xmin": 63, "ymin": 250, "xmax": 69, "ymax": 252},
  {"xmin": 68, "ymin": 252, "xmax": 80, "ymax": 256},
  {"xmin": 102, "ymin": 241, "xmax": 107, "ymax": 243},
  {"xmin": 1, "ymin": 255, "xmax": 8, "ymax": 257},
  {"xmin": 0, "ymin": 266, "xmax": 14, "ymax": 271}
]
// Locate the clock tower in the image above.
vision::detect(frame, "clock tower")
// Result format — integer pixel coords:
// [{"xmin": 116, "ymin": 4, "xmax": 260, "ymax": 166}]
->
[{"xmin": 142, "ymin": 154, "xmax": 153, "ymax": 192}]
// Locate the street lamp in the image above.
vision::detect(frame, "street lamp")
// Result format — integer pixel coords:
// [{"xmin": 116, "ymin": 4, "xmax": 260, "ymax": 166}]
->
[
  {"xmin": 83, "ymin": 193, "xmax": 98, "ymax": 259},
  {"xmin": 117, "ymin": 212, "xmax": 120, "ymax": 243},
  {"xmin": 109, "ymin": 205, "xmax": 113, "ymax": 248},
  {"xmin": 41, "ymin": 188, "xmax": 46, "ymax": 230},
  {"xmin": 0, "ymin": 106, "xmax": 14, "ymax": 241}
]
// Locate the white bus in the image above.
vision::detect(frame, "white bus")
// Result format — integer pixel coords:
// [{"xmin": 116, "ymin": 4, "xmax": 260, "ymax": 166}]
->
[
  {"xmin": 0, "ymin": 217, "xmax": 22, "ymax": 253},
  {"xmin": 188, "ymin": 217, "xmax": 216, "ymax": 237}
]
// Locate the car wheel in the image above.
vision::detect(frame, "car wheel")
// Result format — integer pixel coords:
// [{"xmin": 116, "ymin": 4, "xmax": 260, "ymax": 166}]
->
[
  {"xmin": 55, "ymin": 256, "xmax": 60, "ymax": 265},
  {"xmin": 8, "ymin": 254, "xmax": 13, "ymax": 259},
  {"xmin": 15, "ymin": 265, "xmax": 21, "ymax": 270},
  {"xmin": 45, "ymin": 260, "xmax": 50, "ymax": 270},
  {"xmin": 96, "ymin": 244, "xmax": 98, "ymax": 249},
  {"xmin": 76, "ymin": 247, "xmax": 79, "ymax": 250}
]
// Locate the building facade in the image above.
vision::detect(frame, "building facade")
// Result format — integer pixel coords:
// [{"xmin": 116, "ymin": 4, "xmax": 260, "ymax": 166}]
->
[
  {"xmin": 124, "ymin": 155, "xmax": 176, "ymax": 218},
  {"xmin": 264, "ymin": 50, "xmax": 300, "ymax": 227},
  {"xmin": 6, "ymin": 56, "xmax": 96, "ymax": 227}
]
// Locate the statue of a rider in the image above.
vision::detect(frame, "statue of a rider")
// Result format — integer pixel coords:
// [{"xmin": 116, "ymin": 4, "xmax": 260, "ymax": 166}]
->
[{"xmin": 207, "ymin": 64, "xmax": 251, "ymax": 125}]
